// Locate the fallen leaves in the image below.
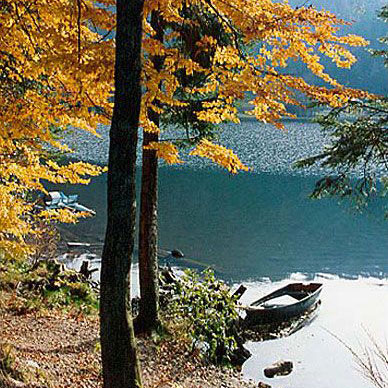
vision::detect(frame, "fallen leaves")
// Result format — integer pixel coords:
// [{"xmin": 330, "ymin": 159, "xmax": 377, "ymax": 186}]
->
[{"xmin": 1, "ymin": 297, "xmax": 257, "ymax": 388}]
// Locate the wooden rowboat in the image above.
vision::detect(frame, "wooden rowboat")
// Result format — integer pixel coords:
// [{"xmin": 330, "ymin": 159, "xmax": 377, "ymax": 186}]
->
[{"xmin": 243, "ymin": 282, "xmax": 322, "ymax": 326}]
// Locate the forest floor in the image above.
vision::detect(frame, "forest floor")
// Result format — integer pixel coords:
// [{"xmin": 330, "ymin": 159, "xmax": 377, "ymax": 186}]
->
[{"xmin": 0, "ymin": 291, "xmax": 262, "ymax": 388}]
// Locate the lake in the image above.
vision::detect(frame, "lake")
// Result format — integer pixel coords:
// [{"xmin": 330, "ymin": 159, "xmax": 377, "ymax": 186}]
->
[
  {"xmin": 62, "ymin": 120, "xmax": 387, "ymax": 280},
  {"xmin": 59, "ymin": 120, "xmax": 388, "ymax": 388},
  {"xmin": 63, "ymin": 167, "xmax": 387, "ymax": 281}
]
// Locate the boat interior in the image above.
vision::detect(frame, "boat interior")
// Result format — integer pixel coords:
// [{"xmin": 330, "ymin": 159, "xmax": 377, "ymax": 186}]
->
[{"xmin": 251, "ymin": 283, "xmax": 322, "ymax": 307}]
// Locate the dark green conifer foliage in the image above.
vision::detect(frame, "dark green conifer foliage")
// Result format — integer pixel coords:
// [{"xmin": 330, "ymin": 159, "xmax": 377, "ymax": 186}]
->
[{"xmin": 296, "ymin": 6, "xmax": 388, "ymax": 216}]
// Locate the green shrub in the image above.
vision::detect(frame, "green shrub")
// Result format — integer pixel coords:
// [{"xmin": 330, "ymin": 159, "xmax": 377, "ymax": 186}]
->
[{"xmin": 169, "ymin": 268, "xmax": 239, "ymax": 365}]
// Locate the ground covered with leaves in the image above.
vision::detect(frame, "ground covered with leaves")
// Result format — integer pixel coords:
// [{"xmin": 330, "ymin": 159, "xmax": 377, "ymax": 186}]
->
[
  {"xmin": 0, "ymin": 289, "xmax": 259, "ymax": 388},
  {"xmin": 0, "ymin": 261, "xmax": 255, "ymax": 388},
  {"xmin": 0, "ymin": 258, "xmax": 263, "ymax": 388}
]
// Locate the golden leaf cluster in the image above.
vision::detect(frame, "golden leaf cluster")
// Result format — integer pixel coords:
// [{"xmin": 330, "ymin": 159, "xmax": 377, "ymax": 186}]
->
[
  {"xmin": 190, "ymin": 139, "xmax": 248, "ymax": 173},
  {"xmin": 0, "ymin": 0, "xmax": 114, "ymax": 257},
  {"xmin": 144, "ymin": 142, "xmax": 183, "ymax": 164}
]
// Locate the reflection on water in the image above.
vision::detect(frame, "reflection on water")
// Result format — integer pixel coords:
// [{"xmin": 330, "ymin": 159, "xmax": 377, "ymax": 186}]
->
[
  {"xmin": 241, "ymin": 274, "xmax": 388, "ymax": 388},
  {"xmin": 60, "ymin": 167, "xmax": 387, "ymax": 281}
]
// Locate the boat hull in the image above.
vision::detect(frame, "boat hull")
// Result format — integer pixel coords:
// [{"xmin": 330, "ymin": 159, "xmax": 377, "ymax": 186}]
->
[{"xmin": 244, "ymin": 283, "xmax": 322, "ymax": 326}]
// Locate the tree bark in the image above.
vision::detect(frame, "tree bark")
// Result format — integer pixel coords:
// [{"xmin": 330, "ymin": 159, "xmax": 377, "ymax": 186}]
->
[
  {"xmin": 99, "ymin": 1, "xmax": 144, "ymax": 387},
  {"xmin": 135, "ymin": 11, "xmax": 164, "ymax": 334}
]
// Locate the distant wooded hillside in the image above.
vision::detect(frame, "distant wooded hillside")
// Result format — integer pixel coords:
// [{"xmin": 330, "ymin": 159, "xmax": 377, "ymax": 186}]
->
[{"xmin": 288, "ymin": 0, "xmax": 388, "ymax": 94}]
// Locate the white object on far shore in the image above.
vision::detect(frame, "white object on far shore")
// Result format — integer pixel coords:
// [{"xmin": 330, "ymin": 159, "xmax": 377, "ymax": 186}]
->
[{"xmin": 44, "ymin": 191, "xmax": 95, "ymax": 215}]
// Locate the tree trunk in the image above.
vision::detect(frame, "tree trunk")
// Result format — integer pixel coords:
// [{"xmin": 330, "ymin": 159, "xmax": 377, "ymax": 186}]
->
[
  {"xmin": 136, "ymin": 11, "xmax": 164, "ymax": 334},
  {"xmin": 99, "ymin": 0, "xmax": 144, "ymax": 387}
]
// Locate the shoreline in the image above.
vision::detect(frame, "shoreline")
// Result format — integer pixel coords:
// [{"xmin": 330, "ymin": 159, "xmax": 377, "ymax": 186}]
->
[
  {"xmin": 0, "ymin": 258, "xmax": 258, "ymax": 388},
  {"xmin": 2, "ymin": 259, "xmax": 387, "ymax": 388}
]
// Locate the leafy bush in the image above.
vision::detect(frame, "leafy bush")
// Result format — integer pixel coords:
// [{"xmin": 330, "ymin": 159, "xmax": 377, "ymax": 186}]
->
[{"xmin": 169, "ymin": 269, "xmax": 239, "ymax": 365}]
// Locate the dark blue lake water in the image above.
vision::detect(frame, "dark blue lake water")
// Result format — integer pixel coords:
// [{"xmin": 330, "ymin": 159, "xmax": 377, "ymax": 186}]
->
[{"xmin": 64, "ymin": 167, "xmax": 387, "ymax": 282}]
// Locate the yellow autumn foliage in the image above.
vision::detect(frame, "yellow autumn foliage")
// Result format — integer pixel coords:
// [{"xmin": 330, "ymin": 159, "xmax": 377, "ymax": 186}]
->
[
  {"xmin": 144, "ymin": 142, "xmax": 183, "ymax": 165},
  {"xmin": 140, "ymin": 0, "xmax": 371, "ymax": 173},
  {"xmin": 0, "ymin": 0, "xmax": 114, "ymax": 258},
  {"xmin": 190, "ymin": 140, "xmax": 249, "ymax": 174},
  {"xmin": 1, "ymin": 0, "xmax": 373, "ymax": 258}
]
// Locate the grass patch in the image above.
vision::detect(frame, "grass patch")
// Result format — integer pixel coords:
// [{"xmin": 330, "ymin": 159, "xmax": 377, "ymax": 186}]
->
[{"xmin": 0, "ymin": 343, "xmax": 24, "ymax": 385}]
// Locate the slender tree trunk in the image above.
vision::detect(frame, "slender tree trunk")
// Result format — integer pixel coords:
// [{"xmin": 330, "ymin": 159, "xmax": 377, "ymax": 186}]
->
[
  {"xmin": 100, "ymin": 1, "xmax": 144, "ymax": 387},
  {"xmin": 136, "ymin": 11, "xmax": 164, "ymax": 334}
]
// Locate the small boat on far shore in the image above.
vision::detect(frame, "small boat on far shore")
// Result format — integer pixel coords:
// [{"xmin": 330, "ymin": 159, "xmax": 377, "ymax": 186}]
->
[
  {"xmin": 43, "ymin": 191, "xmax": 96, "ymax": 215},
  {"xmin": 243, "ymin": 282, "xmax": 323, "ymax": 326}
]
